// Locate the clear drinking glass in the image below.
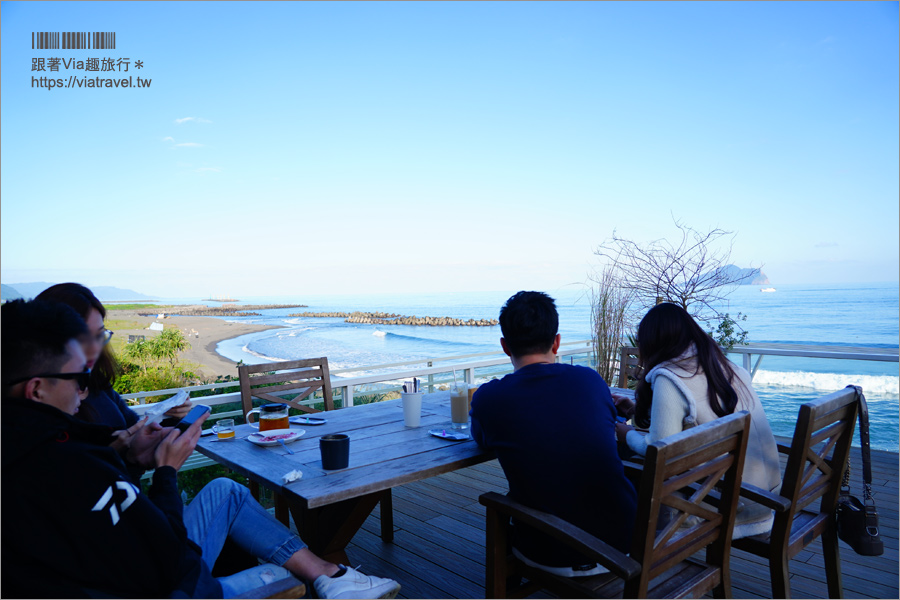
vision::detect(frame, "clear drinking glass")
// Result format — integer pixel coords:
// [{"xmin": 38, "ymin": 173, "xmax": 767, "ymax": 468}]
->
[{"xmin": 450, "ymin": 382, "xmax": 469, "ymax": 429}]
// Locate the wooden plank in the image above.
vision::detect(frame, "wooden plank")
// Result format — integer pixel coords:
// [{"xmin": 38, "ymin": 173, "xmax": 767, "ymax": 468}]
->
[
  {"xmin": 359, "ymin": 503, "xmax": 487, "ymax": 565},
  {"xmin": 247, "ymin": 367, "xmax": 323, "ymax": 386},
  {"xmin": 350, "ymin": 526, "xmax": 485, "ymax": 599},
  {"xmin": 343, "ymin": 543, "xmax": 448, "ymax": 600}
]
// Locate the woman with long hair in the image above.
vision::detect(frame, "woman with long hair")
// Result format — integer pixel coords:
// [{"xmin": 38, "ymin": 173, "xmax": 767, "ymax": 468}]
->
[
  {"xmin": 613, "ymin": 302, "xmax": 781, "ymax": 538},
  {"xmin": 36, "ymin": 283, "xmax": 192, "ymax": 480}
]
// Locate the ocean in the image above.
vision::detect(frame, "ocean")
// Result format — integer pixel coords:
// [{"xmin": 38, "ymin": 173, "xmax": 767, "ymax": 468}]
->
[{"xmin": 157, "ymin": 283, "xmax": 899, "ymax": 451}]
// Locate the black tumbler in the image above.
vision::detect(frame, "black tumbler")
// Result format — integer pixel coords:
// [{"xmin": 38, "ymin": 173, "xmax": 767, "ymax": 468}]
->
[{"xmin": 319, "ymin": 434, "xmax": 349, "ymax": 470}]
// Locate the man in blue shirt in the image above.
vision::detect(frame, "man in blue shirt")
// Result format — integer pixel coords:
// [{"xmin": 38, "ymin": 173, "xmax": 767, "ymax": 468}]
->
[{"xmin": 470, "ymin": 291, "xmax": 637, "ymax": 575}]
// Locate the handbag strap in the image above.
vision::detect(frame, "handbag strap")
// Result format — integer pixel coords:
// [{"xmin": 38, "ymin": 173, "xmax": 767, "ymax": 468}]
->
[{"xmin": 847, "ymin": 385, "xmax": 874, "ymax": 502}]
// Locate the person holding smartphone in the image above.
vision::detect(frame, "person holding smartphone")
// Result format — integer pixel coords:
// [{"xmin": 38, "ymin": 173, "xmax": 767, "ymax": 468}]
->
[
  {"xmin": 1, "ymin": 299, "xmax": 400, "ymax": 599},
  {"xmin": 36, "ymin": 283, "xmax": 193, "ymax": 482}
]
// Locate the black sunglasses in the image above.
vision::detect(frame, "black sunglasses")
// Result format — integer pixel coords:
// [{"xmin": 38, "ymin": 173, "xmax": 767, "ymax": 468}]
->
[{"xmin": 6, "ymin": 368, "xmax": 92, "ymax": 392}]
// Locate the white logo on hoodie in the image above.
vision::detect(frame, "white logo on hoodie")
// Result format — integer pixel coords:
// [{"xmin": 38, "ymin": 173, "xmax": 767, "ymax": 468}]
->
[{"xmin": 91, "ymin": 481, "xmax": 139, "ymax": 526}]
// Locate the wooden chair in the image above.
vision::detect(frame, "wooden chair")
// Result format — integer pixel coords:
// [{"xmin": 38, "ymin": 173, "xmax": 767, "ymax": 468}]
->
[
  {"xmin": 617, "ymin": 346, "xmax": 641, "ymax": 389},
  {"xmin": 731, "ymin": 386, "xmax": 861, "ymax": 599},
  {"xmin": 239, "ymin": 357, "xmax": 336, "ymax": 416},
  {"xmin": 480, "ymin": 411, "xmax": 751, "ymax": 598},
  {"xmin": 238, "ymin": 358, "xmax": 394, "ymax": 544}
]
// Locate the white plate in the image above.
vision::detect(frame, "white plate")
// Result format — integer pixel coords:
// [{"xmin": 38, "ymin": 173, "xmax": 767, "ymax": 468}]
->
[
  {"xmin": 247, "ymin": 429, "xmax": 306, "ymax": 446},
  {"xmin": 428, "ymin": 428, "xmax": 469, "ymax": 441}
]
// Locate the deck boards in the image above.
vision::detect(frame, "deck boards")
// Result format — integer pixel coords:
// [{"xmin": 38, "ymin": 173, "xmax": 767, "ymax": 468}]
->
[{"xmin": 335, "ymin": 436, "xmax": 898, "ymax": 599}]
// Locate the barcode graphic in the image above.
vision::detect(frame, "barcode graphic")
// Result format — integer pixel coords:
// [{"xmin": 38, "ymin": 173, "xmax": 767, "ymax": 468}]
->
[{"xmin": 32, "ymin": 32, "xmax": 116, "ymax": 50}]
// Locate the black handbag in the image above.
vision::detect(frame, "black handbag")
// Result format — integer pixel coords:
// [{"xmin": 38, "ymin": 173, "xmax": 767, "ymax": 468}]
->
[{"xmin": 835, "ymin": 385, "xmax": 883, "ymax": 556}]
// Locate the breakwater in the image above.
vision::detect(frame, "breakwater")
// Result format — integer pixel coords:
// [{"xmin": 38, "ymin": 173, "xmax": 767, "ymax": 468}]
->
[
  {"xmin": 138, "ymin": 304, "xmax": 307, "ymax": 317},
  {"xmin": 288, "ymin": 310, "xmax": 498, "ymax": 327}
]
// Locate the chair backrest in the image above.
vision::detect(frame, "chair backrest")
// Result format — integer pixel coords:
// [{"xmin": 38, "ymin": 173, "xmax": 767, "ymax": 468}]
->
[
  {"xmin": 618, "ymin": 346, "xmax": 641, "ymax": 388},
  {"xmin": 775, "ymin": 386, "xmax": 859, "ymax": 536},
  {"xmin": 238, "ymin": 357, "xmax": 334, "ymax": 416},
  {"xmin": 627, "ymin": 411, "xmax": 751, "ymax": 598}
]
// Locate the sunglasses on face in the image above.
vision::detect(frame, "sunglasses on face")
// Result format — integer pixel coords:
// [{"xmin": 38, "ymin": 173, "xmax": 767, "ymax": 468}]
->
[{"xmin": 6, "ymin": 368, "xmax": 92, "ymax": 392}]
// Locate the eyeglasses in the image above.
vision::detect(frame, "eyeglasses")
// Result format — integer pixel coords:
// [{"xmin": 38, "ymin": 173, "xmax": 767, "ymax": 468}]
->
[
  {"xmin": 5, "ymin": 368, "xmax": 92, "ymax": 392},
  {"xmin": 84, "ymin": 329, "xmax": 114, "ymax": 347}
]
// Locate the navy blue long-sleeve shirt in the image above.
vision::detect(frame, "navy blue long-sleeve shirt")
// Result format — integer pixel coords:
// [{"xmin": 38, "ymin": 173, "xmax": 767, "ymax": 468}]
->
[{"xmin": 470, "ymin": 363, "xmax": 637, "ymax": 567}]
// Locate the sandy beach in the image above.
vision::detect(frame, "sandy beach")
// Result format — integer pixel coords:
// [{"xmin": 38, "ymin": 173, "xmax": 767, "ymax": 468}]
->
[{"xmin": 107, "ymin": 309, "xmax": 283, "ymax": 380}]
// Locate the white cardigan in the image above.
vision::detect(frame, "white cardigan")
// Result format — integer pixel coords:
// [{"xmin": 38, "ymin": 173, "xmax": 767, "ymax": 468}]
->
[{"xmin": 625, "ymin": 345, "xmax": 782, "ymax": 538}]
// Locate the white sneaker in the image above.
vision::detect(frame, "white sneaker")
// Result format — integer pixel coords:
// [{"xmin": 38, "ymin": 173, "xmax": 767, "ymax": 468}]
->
[{"xmin": 313, "ymin": 565, "xmax": 401, "ymax": 599}]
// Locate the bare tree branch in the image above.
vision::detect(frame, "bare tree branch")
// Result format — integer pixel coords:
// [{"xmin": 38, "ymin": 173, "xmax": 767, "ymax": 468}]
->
[{"xmin": 593, "ymin": 217, "xmax": 756, "ymax": 325}]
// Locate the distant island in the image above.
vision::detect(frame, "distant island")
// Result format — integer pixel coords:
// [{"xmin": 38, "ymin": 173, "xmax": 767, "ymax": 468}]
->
[
  {"xmin": 0, "ymin": 282, "xmax": 156, "ymax": 301},
  {"xmin": 718, "ymin": 265, "xmax": 769, "ymax": 285}
]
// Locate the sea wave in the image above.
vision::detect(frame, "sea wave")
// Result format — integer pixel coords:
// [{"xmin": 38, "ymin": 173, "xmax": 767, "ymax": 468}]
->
[
  {"xmin": 240, "ymin": 345, "xmax": 289, "ymax": 363},
  {"xmin": 378, "ymin": 331, "xmax": 472, "ymax": 346},
  {"xmin": 753, "ymin": 369, "xmax": 899, "ymax": 396}
]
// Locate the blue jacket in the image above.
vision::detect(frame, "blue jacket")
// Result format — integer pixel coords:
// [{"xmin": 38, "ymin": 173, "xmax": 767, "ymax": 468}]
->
[{"xmin": 471, "ymin": 363, "xmax": 637, "ymax": 567}]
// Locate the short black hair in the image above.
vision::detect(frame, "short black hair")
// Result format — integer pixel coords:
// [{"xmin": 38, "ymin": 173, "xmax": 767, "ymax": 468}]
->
[
  {"xmin": 1, "ymin": 299, "xmax": 88, "ymax": 395},
  {"xmin": 498, "ymin": 291, "xmax": 559, "ymax": 357}
]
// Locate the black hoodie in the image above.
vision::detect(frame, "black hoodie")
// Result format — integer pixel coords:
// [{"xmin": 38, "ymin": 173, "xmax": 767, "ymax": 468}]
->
[{"xmin": 1, "ymin": 397, "xmax": 222, "ymax": 598}]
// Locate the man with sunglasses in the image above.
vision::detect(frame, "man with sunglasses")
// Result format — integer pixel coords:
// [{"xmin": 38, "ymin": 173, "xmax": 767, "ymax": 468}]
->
[{"xmin": 2, "ymin": 299, "xmax": 401, "ymax": 599}]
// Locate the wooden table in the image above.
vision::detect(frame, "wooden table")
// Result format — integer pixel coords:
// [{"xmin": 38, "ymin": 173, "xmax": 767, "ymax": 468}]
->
[{"xmin": 196, "ymin": 391, "xmax": 493, "ymax": 564}]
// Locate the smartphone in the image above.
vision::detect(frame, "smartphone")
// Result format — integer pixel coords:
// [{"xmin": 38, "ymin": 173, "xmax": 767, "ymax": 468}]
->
[{"xmin": 175, "ymin": 404, "xmax": 211, "ymax": 433}]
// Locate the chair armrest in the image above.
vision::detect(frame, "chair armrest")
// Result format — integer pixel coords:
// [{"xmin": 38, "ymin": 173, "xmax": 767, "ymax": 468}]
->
[
  {"xmin": 776, "ymin": 443, "xmax": 792, "ymax": 455},
  {"xmin": 479, "ymin": 492, "xmax": 641, "ymax": 580},
  {"xmin": 738, "ymin": 482, "xmax": 791, "ymax": 513},
  {"xmin": 233, "ymin": 575, "xmax": 306, "ymax": 599},
  {"xmin": 681, "ymin": 481, "xmax": 791, "ymax": 514},
  {"xmin": 622, "ymin": 459, "xmax": 644, "ymax": 479}
]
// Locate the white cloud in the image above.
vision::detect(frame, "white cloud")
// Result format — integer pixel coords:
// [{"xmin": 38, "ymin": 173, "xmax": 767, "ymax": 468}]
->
[
  {"xmin": 175, "ymin": 117, "xmax": 212, "ymax": 124},
  {"xmin": 175, "ymin": 142, "xmax": 203, "ymax": 147},
  {"xmin": 162, "ymin": 136, "xmax": 174, "ymax": 142},
  {"xmin": 815, "ymin": 242, "xmax": 839, "ymax": 248}
]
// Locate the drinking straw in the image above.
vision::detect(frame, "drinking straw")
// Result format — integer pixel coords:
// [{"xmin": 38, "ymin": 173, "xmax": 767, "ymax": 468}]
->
[{"xmin": 452, "ymin": 370, "xmax": 458, "ymax": 388}]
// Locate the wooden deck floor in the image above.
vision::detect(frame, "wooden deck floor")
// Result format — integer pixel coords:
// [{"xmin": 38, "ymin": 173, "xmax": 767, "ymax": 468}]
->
[{"xmin": 338, "ymin": 438, "xmax": 898, "ymax": 599}]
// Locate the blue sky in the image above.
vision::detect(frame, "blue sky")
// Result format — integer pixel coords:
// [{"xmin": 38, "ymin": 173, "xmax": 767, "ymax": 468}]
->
[{"xmin": 2, "ymin": 1, "xmax": 898, "ymax": 297}]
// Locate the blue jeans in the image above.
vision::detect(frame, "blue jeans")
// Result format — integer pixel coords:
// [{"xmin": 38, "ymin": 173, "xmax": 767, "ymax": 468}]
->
[{"xmin": 184, "ymin": 478, "xmax": 307, "ymax": 598}]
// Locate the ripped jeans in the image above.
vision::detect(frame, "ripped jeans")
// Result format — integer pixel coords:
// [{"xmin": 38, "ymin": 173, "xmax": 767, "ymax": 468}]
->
[{"xmin": 183, "ymin": 478, "xmax": 306, "ymax": 598}]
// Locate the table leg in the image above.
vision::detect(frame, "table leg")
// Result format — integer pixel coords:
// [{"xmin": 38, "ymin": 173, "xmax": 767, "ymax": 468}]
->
[
  {"xmin": 289, "ymin": 492, "xmax": 383, "ymax": 565},
  {"xmin": 380, "ymin": 490, "xmax": 394, "ymax": 543}
]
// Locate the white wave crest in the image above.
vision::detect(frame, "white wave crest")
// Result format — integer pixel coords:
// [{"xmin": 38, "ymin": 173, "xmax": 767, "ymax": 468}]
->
[
  {"xmin": 240, "ymin": 345, "xmax": 289, "ymax": 363},
  {"xmin": 753, "ymin": 369, "xmax": 899, "ymax": 396}
]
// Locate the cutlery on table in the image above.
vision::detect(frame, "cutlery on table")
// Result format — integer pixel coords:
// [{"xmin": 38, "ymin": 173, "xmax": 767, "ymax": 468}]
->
[{"xmin": 278, "ymin": 439, "xmax": 295, "ymax": 455}]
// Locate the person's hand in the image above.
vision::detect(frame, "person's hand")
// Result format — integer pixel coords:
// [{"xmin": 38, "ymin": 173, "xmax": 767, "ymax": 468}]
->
[
  {"xmin": 615, "ymin": 421, "xmax": 634, "ymax": 444},
  {"xmin": 127, "ymin": 422, "xmax": 170, "ymax": 469},
  {"xmin": 154, "ymin": 413, "xmax": 208, "ymax": 470},
  {"xmin": 611, "ymin": 393, "xmax": 635, "ymax": 419},
  {"xmin": 109, "ymin": 416, "xmax": 151, "ymax": 456},
  {"xmin": 163, "ymin": 398, "xmax": 193, "ymax": 420}
]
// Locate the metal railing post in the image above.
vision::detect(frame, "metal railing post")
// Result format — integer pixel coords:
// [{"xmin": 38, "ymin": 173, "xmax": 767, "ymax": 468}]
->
[
  {"xmin": 465, "ymin": 368, "xmax": 473, "ymax": 385},
  {"xmin": 427, "ymin": 361, "xmax": 434, "ymax": 393},
  {"xmin": 344, "ymin": 385, "xmax": 354, "ymax": 407}
]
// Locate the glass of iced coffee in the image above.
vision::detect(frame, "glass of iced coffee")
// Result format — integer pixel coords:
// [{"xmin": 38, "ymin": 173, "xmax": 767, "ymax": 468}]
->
[{"xmin": 450, "ymin": 382, "xmax": 469, "ymax": 430}]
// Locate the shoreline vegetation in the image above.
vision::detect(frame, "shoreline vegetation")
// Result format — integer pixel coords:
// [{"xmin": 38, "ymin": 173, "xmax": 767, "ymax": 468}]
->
[{"xmin": 288, "ymin": 311, "xmax": 499, "ymax": 327}]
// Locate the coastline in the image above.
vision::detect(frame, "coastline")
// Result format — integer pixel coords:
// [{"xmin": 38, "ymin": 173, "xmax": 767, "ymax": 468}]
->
[{"xmin": 107, "ymin": 309, "xmax": 282, "ymax": 379}]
